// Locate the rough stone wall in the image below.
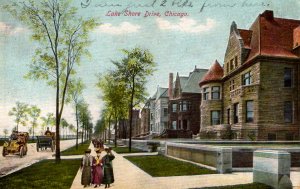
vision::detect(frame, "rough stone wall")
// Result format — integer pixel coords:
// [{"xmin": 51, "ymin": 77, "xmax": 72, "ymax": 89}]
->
[
  {"xmin": 258, "ymin": 61, "xmax": 300, "ymax": 140},
  {"xmin": 200, "ymin": 82, "xmax": 223, "ymax": 129}
]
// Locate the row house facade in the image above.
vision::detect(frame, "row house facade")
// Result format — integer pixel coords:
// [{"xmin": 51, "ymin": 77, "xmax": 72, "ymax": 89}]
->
[
  {"xmin": 168, "ymin": 68, "xmax": 208, "ymax": 135},
  {"xmin": 200, "ymin": 10, "xmax": 300, "ymax": 140},
  {"xmin": 149, "ymin": 87, "xmax": 169, "ymax": 135}
]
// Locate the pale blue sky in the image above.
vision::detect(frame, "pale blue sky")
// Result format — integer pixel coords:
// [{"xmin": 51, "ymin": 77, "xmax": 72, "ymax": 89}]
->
[{"xmin": 1, "ymin": 0, "xmax": 300, "ymax": 134}]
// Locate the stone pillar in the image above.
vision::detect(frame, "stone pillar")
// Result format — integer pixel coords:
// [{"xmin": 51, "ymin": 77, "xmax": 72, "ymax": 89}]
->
[
  {"xmin": 216, "ymin": 148, "xmax": 232, "ymax": 173},
  {"xmin": 253, "ymin": 150, "xmax": 292, "ymax": 189}
]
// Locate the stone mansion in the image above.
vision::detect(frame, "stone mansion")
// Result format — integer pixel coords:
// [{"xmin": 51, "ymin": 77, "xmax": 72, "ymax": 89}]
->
[{"xmin": 199, "ymin": 10, "xmax": 300, "ymax": 140}]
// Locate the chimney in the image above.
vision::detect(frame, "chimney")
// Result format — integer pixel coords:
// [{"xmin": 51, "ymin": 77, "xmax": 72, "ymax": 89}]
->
[
  {"xmin": 293, "ymin": 26, "xmax": 300, "ymax": 49},
  {"xmin": 168, "ymin": 73, "xmax": 173, "ymax": 99},
  {"xmin": 262, "ymin": 10, "xmax": 274, "ymax": 20}
]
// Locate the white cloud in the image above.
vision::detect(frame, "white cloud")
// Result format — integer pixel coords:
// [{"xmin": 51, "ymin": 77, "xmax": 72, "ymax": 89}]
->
[
  {"xmin": 0, "ymin": 22, "xmax": 27, "ymax": 36},
  {"xmin": 94, "ymin": 22, "xmax": 141, "ymax": 35},
  {"xmin": 156, "ymin": 18, "xmax": 216, "ymax": 33}
]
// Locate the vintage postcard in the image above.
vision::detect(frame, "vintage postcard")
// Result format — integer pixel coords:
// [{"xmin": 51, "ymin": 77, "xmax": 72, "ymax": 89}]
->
[{"xmin": 0, "ymin": 0, "xmax": 300, "ymax": 188}]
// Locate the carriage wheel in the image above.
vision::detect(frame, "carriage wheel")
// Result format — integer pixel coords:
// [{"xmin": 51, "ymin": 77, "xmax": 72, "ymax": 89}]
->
[
  {"xmin": 51, "ymin": 144, "xmax": 55, "ymax": 152},
  {"xmin": 20, "ymin": 146, "xmax": 24, "ymax": 158},
  {"xmin": 24, "ymin": 146, "xmax": 28, "ymax": 155},
  {"xmin": 2, "ymin": 147, "xmax": 7, "ymax": 157}
]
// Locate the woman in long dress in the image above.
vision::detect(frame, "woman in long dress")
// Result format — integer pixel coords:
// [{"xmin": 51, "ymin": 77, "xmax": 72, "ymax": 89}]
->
[
  {"xmin": 102, "ymin": 147, "xmax": 115, "ymax": 188},
  {"xmin": 81, "ymin": 149, "xmax": 92, "ymax": 188},
  {"xmin": 92, "ymin": 149, "xmax": 103, "ymax": 188}
]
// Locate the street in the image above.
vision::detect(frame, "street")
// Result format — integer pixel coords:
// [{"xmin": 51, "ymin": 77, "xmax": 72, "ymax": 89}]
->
[{"xmin": 0, "ymin": 139, "xmax": 77, "ymax": 177}]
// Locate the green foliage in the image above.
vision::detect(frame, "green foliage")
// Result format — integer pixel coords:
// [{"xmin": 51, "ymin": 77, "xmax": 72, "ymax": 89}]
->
[
  {"xmin": 0, "ymin": 159, "xmax": 81, "ymax": 189},
  {"xmin": 3, "ymin": 129, "xmax": 9, "ymax": 138},
  {"xmin": 41, "ymin": 112, "xmax": 55, "ymax": 131},
  {"xmin": 3, "ymin": 0, "xmax": 99, "ymax": 160},
  {"xmin": 28, "ymin": 105, "xmax": 41, "ymax": 137},
  {"xmin": 8, "ymin": 102, "xmax": 30, "ymax": 131},
  {"xmin": 61, "ymin": 140, "xmax": 90, "ymax": 156},
  {"xmin": 125, "ymin": 155, "xmax": 216, "ymax": 177},
  {"xmin": 112, "ymin": 146, "xmax": 144, "ymax": 154}
]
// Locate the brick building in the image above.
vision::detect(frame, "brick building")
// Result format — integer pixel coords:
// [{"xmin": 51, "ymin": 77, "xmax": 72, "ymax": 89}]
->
[
  {"xmin": 199, "ymin": 10, "xmax": 300, "ymax": 140},
  {"xmin": 118, "ymin": 109, "xmax": 140, "ymax": 139},
  {"xmin": 168, "ymin": 67, "xmax": 208, "ymax": 136},
  {"xmin": 140, "ymin": 99, "xmax": 151, "ymax": 136}
]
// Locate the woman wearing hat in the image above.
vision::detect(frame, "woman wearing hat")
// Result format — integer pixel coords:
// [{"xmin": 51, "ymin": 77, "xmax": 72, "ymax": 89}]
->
[
  {"xmin": 102, "ymin": 147, "xmax": 115, "ymax": 188},
  {"xmin": 92, "ymin": 149, "xmax": 103, "ymax": 188},
  {"xmin": 81, "ymin": 149, "xmax": 92, "ymax": 188}
]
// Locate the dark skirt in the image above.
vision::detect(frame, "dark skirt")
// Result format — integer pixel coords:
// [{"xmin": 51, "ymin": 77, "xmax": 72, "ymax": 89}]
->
[
  {"xmin": 102, "ymin": 166, "xmax": 114, "ymax": 184},
  {"xmin": 81, "ymin": 166, "xmax": 91, "ymax": 186}
]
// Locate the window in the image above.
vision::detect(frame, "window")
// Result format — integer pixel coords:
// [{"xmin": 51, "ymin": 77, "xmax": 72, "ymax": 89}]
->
[
  {"xmin": 284, "ymin": 68, "xmax": 292, "ymax": 87},
  {"xmin": 163, "ymin": 108, "xmax": 168, "ymax": 116},
  {"xmin": 230, "ymin": 59, "xmax": 234, "ymax": 70},
  {"xmin": 246, "ymin": 101, "xmax": 254, "ymax": 123},
  {"xmin": 172, "ymin": 121, "xmax": 177, "ymax": 130},
  {"xmin": 284, "ymin": 101, "xmax": 293, "ymax": 123},
  {"xmin": 286, "ymin": 133, "xmax": 294, "ymax": 141},
  {"xmin": 226, "ymin": 62, "xmax": 229, "ymax": 73},
  {"xmin": 180, "ymin": 101, "xmax": 190, "ymax": 111},
  {"xmin": 150, "ymin": 113, "xmax": 154, "ymax": 120},
  {"xmin": 234, "ymin": 56, "xmax": 238, "ymax": 67},
  {"xmin": 211, "ymin": 86, "xmax": 220, "ymax": 99},
  {"xmin": 211, "ymin": 111, "xmax": 221, "ymax": 125},
  {"xmin": 172, "ymin": 103, "xmax": 177, "ymax": 112},
  {"xmin": 268, "ymin": 133, "xmax": 277, "ymax": 141},
  {"xmin": 183, "ymin": 101, "xmax": 187, "ymax": 111},
  {"xmin": 234, "ymin": 103, "xmax": 239, "ymax": 123},
  {"xmin": 227, "ymin": 109, "xmax": 230, "ymax": 124},
  {"xmin": 203, "ymin": 87, "xmax": 209, "ymax": 100},
  {"xmin": 242, "ymin": 72, "xmax": 252, "ymax": 85},
  {"xmin": 230, "ymin": 80, "xmax": 235, "ymax": 91}
]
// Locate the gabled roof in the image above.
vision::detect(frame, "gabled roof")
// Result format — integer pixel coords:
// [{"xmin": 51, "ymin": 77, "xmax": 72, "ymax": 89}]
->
[
  {"xmin": 182, "ymin": 69, "xmax": 208, "ymax": 93},
  {"xmin": 199, "ymin": 60, "xmax": 224, "ymax": 86},
  {"xmin": 150, "ymin": 87, "xmax": 168, "ymax": 102},
  {"xmin": 156, "ymin": 87, "xmax": 168, "ymax": 99},
  {"xmin": 241, "ymin": 10, "xmax": 300, "ymax": 63},
  {"xmin": 179, "ymin": 76, "xmax": 189, "ymax": 89}
]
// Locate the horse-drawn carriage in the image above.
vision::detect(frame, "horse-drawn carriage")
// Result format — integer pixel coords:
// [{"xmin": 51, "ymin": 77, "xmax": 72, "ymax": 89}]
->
[
  {"xmin": 36, "ymin": 132, "xmax": 55, "ymax": 152},
  {"xmin": 2, "ymin": 131, "xmax": 29, "ymax": 158}
]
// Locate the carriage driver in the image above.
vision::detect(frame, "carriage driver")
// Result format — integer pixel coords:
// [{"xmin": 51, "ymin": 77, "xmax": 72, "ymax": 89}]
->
[{"xmin": 45, "ymin": 127, "xmax": 52, "ymax": 136}]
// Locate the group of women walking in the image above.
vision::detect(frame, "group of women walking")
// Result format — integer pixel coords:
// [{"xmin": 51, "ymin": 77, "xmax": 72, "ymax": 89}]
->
[{"xmin": 81, "ymin": 147, "xmax": 115, "ymax": 188}]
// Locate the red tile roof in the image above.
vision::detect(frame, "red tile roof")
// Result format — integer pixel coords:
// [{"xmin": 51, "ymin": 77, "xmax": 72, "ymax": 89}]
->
[
  {"xmin": 199, "ymin": 60, "xmax": 224, "ymax": 86},
  {"xmin": 243, "ymin": 10, "xmax": 300, "ymax": 63},
  {"xmin": 238, "ymin": 29, "xmax": 252, "ymax": 49}
]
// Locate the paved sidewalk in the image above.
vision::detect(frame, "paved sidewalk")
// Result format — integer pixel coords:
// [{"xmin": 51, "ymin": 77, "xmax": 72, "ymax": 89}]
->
[{"xmin": 70, "ymin": 143, "xmax": 300, "ymax": 189}]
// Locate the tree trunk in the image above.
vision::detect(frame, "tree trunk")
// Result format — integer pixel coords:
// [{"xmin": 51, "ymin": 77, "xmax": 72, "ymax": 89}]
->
[
  {"xmin": 129, "ymin": 77, "xmax": 135, "ymax": 152},
  {"xmin": 55, "ymin": 76, "xmax": 61, "ymax": 163},
  {"xmin": 108, "ymin": 115, "xmax": 111, "ymax": 144},
  {"xmin": 114, "ymin": 116, "xmax": 118, "ymax": 148}
]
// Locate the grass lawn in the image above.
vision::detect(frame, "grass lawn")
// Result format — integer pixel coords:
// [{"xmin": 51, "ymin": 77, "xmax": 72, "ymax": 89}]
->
[
  {"xmin": 124, "ymin": 155, "xmax": 216, "ymax": 177},
  {"xmin": 60, "ymin": 140, "xmax": 90, "ymax": 156},
  {"xmin": 198, "ymin": 183, "xmax": 272, "ymax": 189},
  {"xmin": 0, "ymin": 159, "xmax": 81, "ymax": 189},
  {"xmin": 112, "ymin": 146, "xmax": 144, "ymax": 154}
]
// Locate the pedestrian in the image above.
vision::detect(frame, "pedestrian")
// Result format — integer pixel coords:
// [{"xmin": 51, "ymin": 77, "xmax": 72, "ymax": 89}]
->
[
  {"xmin": 92, "ymin": 149, "xmax": 103, "ymax": 188},
  {"xmin": 102, "ymin": 147, "xmax": 115, "ymax": 188},
  {"xmin": 81, "ymin": 149, "xmax": 93, "ymax": 188}
]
